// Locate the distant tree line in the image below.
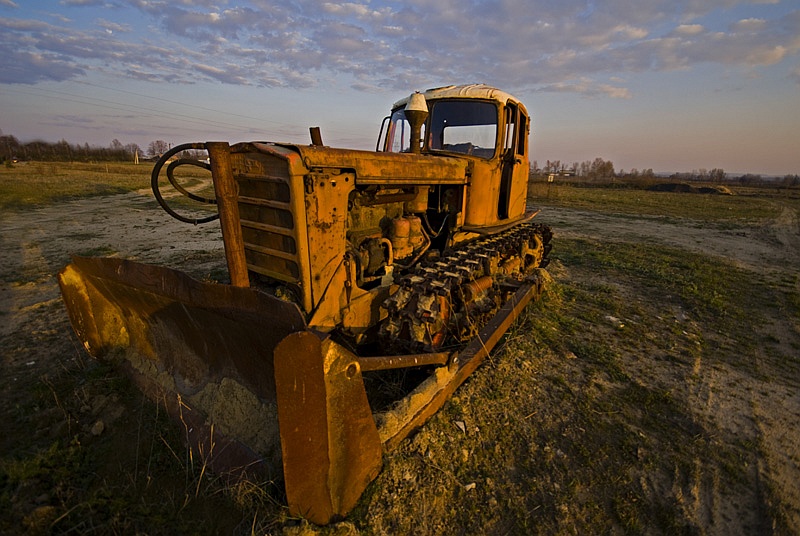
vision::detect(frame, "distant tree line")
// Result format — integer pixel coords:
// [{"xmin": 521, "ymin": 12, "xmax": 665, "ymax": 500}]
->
[
  {"xmin": 1, "ymin": 132, "xmax": 142, "ymax": 163},
  {"xmin": 532, "ymin": 158, "xmax": 625, "ymax": 180},
  {"xmin": 531, "ymin": 157, "xmax": 799, "ymax": 188},
  {"xmin": 0, "ymin": 130, "xmax": 210, "ymax": 164},
  {"xmin": 2, "ymin": 129, "xmax": 797, "ymax": 188}
]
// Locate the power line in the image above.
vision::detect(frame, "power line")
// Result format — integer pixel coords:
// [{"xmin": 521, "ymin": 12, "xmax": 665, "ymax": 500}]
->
[
  {"xmin": 2, "ymin": 81, "xmax": 385, "ymax": 147},
  {"xmin": 6, "ymin": 86, "xmax": 285, "ymax": 135},
  {"xmin": 72, "ymin": 80, "xmax": 377, "ymax": 141},
  {"xmin": 74, "ymin": 80, "xmax": 300, "ymax": 131}
]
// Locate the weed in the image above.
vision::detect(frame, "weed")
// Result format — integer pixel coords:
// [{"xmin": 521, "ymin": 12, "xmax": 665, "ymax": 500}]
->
[{"xmin": 75, "ymin": 245, "xmax": 118, "ymax": 257}]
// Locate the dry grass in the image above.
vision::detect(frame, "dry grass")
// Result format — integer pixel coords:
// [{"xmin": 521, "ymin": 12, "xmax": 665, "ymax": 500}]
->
[{"xmin": 0, "ymin": 162, "xmax": 151, "ymax": 210}]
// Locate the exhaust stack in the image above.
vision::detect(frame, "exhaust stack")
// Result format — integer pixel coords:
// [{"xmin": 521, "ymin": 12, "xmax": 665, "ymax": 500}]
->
[{"xmin": 404, "ymin": 92, "xmax": 428, "ymax": 154}]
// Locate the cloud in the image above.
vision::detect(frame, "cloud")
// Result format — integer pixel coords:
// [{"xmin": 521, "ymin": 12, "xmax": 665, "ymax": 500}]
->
[
  {"xmin": 321, "ymin": 2, "xmax": 383, "ymax": 18},
  {"xmin": 59, "ymin": 0, "xmax": 114, "ymax": 6},
  {"xmin": 95, "ymin": 18, "xmax": 131, "ymax": 33},
  {"xmin": 675, "ymin": 24, "xmax": 705, "ymax": 35},
  {"xmin": 732, "ymin": 18, "xmax": 767, "ymax": 32},
  {"xmin": 538, "ymin": 78, "xmax": 632, "ymax": 99},
  {"xmin": 578, "ymin": 24, "xmax": 649, "ymax": 47},
  {"xmin": 597, "ymin": 84, "xmax": 633, "ymax": 99},
  {"xmin": 192, "ymin": 63, "xmax": 250, "ymax": 85},
  {"xmin": 1, "ymin": 0, "xmax": 798, "ymax": 99},
  {"xmin": 48, "ymin": 114, "xmax": 96, "ymax": 125},
  {"xmin": 0, "ymin": 0, "xmax": 19, "ymax": 8},
  {"xmin": 0, "ymin": 46, "xmax": 86, "ymax": 83}
]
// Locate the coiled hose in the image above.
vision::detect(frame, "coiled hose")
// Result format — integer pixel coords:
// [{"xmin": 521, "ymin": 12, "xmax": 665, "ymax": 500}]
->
[{"xmin": 151, "ymin": 142, "xmax": 219, "ymax": 224}]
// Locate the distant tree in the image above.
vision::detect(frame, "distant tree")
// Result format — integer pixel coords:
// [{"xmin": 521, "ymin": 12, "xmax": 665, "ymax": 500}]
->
[
  {"xmin": 781, "ymin": 174, "xmax": 799, "ymax": 187},
  {"xmin": 589, "ymin": 157, "xmax": 615, "ymax": 179},
  {"xmin": 738, "ymin": 174, "xmax": 763, "ymax": 186},
  {"xmin": 709, "ymin": 168, "xmax": 726, "ymax": 182},
  {"xmin": 0, "ymin": 131, "xmax": 144, "ymax": 162},
  {"xmin": 148, "ymin": 140, "xmax": 169, "ymax": 157},
  {"xmin": 124, "ymin": 143, "xmax": 141, "ymax": 156},
  {"xmin": 1, "ymin": 133, "xmax": 20, "ymax": 161},
  {"xmin": 55, "ymin": 139, "xmax": 72, "ymax": 160}
]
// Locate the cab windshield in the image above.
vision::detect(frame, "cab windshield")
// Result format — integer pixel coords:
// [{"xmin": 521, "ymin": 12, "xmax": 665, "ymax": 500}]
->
[{"xmin": 384, "ymin": 99, "xmax": 499, "ymax": 159}]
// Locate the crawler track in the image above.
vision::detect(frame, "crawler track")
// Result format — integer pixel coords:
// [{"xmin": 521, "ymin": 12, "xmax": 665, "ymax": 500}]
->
[{"xmin": 381, "ymin": 222, "xmax": 553, "ymax": 351}]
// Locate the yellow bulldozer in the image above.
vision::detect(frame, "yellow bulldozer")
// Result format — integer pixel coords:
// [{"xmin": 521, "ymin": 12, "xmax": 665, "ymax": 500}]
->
[{"xmin": 58, "ymin": 84, "xmax": 552, "ymax": 524}]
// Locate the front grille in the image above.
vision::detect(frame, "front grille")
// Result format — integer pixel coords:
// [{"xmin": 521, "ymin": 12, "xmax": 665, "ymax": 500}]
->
[{"xmin": 235, "ymin": 161, "xmax": 301, "ymax": 284}]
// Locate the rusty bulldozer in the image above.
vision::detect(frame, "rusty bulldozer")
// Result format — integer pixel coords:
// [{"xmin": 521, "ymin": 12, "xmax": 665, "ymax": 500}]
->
[{"xmin": 59, "ymin": 84, "xmax": 552, "ymax": 524}]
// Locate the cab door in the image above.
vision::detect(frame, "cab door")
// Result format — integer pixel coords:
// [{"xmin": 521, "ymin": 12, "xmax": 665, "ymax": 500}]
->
[{"xmin": 498, "ymin": 102, "xmax": 529, "ymax": 220}]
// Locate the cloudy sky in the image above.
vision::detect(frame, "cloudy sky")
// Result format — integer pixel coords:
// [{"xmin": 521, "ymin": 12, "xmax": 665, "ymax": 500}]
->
[{"xmin": 1, "ymin": 0, "xmax": 798, "ymax": 175}]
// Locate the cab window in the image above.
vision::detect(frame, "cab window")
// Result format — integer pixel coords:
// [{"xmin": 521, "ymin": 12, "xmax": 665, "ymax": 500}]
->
[
  {"xmin": 428, "ymin": 100, "xmax": 498, "ymax": 159},
  {"xmin": 385, "ymin": 109, "xmax": 426, "ymax": 153}
]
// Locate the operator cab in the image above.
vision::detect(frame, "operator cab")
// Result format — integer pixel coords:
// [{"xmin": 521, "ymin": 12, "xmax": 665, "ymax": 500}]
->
[{"xmin": 377, "ymin": 84, "xmax": 531, "ymax": 227}]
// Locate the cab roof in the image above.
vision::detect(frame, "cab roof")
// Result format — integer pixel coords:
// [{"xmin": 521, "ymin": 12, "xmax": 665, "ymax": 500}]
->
[{"xmin": 392, "ymin": 84, "xmax": 525, "ymax": 113}]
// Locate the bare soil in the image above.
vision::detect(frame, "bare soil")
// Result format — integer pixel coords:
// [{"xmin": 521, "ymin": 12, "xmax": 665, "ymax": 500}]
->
[
  {"xmin": 1, "ymin": 188, "xmax": 799, "ymax": 534},
  {"xmin": 542, "ymin": 202, "xmax": 800, "ymax": 532}
]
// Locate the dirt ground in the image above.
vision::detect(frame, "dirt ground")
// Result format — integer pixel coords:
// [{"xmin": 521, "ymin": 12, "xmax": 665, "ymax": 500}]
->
[
  {"xmin": 0, "ymin": 192, "xmax": 230, "ymax": 533},
  {"xmin": 546, "ymin": 202, "xmax": 800, "ymax": 532},
  {"xmin": 1, "ymin": 189, "xmax": 799, "ymax": 533}
]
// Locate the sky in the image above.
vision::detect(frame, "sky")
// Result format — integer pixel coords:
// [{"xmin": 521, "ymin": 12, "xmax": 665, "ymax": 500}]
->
[{"xmin": 1, "ymin": 0, "xmax": 798, "ymax": 176}]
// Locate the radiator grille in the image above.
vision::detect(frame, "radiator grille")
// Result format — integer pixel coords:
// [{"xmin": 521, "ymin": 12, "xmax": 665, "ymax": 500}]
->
[{"xmin": 236, "ymin": 169, "xmax": 301, "ymax": 283}]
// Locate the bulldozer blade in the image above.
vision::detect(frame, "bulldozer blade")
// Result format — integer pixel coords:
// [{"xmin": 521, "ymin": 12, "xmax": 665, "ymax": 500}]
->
[{"xmin": 58, "ymin": 255, "xmax": 307, "ymax": 480}]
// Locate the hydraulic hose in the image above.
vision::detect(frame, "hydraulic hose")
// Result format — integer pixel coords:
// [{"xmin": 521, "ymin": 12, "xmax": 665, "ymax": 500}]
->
[{"xmin": 151, "ymin": 142, "xmax": 219, "ymax": 224}]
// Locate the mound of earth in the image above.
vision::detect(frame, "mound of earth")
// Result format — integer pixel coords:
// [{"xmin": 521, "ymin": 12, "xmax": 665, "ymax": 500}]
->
[{"xmin": 648, "ymin": 183, "xmax": 733, "ymax": 195}]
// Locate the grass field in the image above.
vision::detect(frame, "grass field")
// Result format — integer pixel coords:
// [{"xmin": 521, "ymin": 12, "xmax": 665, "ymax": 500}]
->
[
  {"xmin": 0, "ymin": 161, "xmax": 212, "ymax": 212},
  {"xmin": 1, "ymin": 168, "xmax": 798, "ymax": 534},
  {"xmin": 0, "ymin": 162, "xmax": 150, "ymax": 210},
  {"xmin": 528, "ymin": 180, "xmax": 796, "ymax": 222}
]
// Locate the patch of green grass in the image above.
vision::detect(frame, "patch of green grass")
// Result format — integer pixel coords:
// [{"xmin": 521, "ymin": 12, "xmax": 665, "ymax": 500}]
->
[
  {"xmin": 570, "ymin": 340, "xmax": 628, "ymax": 381},
  {"xmin": 787, "ymin": 289, "xmax": 800, "ymax": 322},
  {"xmin": 557, "ymin": 237, "xmax": 751, "ymax": 326},
  {"xmin": 74, "ymin": 245, "xmax": 118, "ymax": 257}
]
